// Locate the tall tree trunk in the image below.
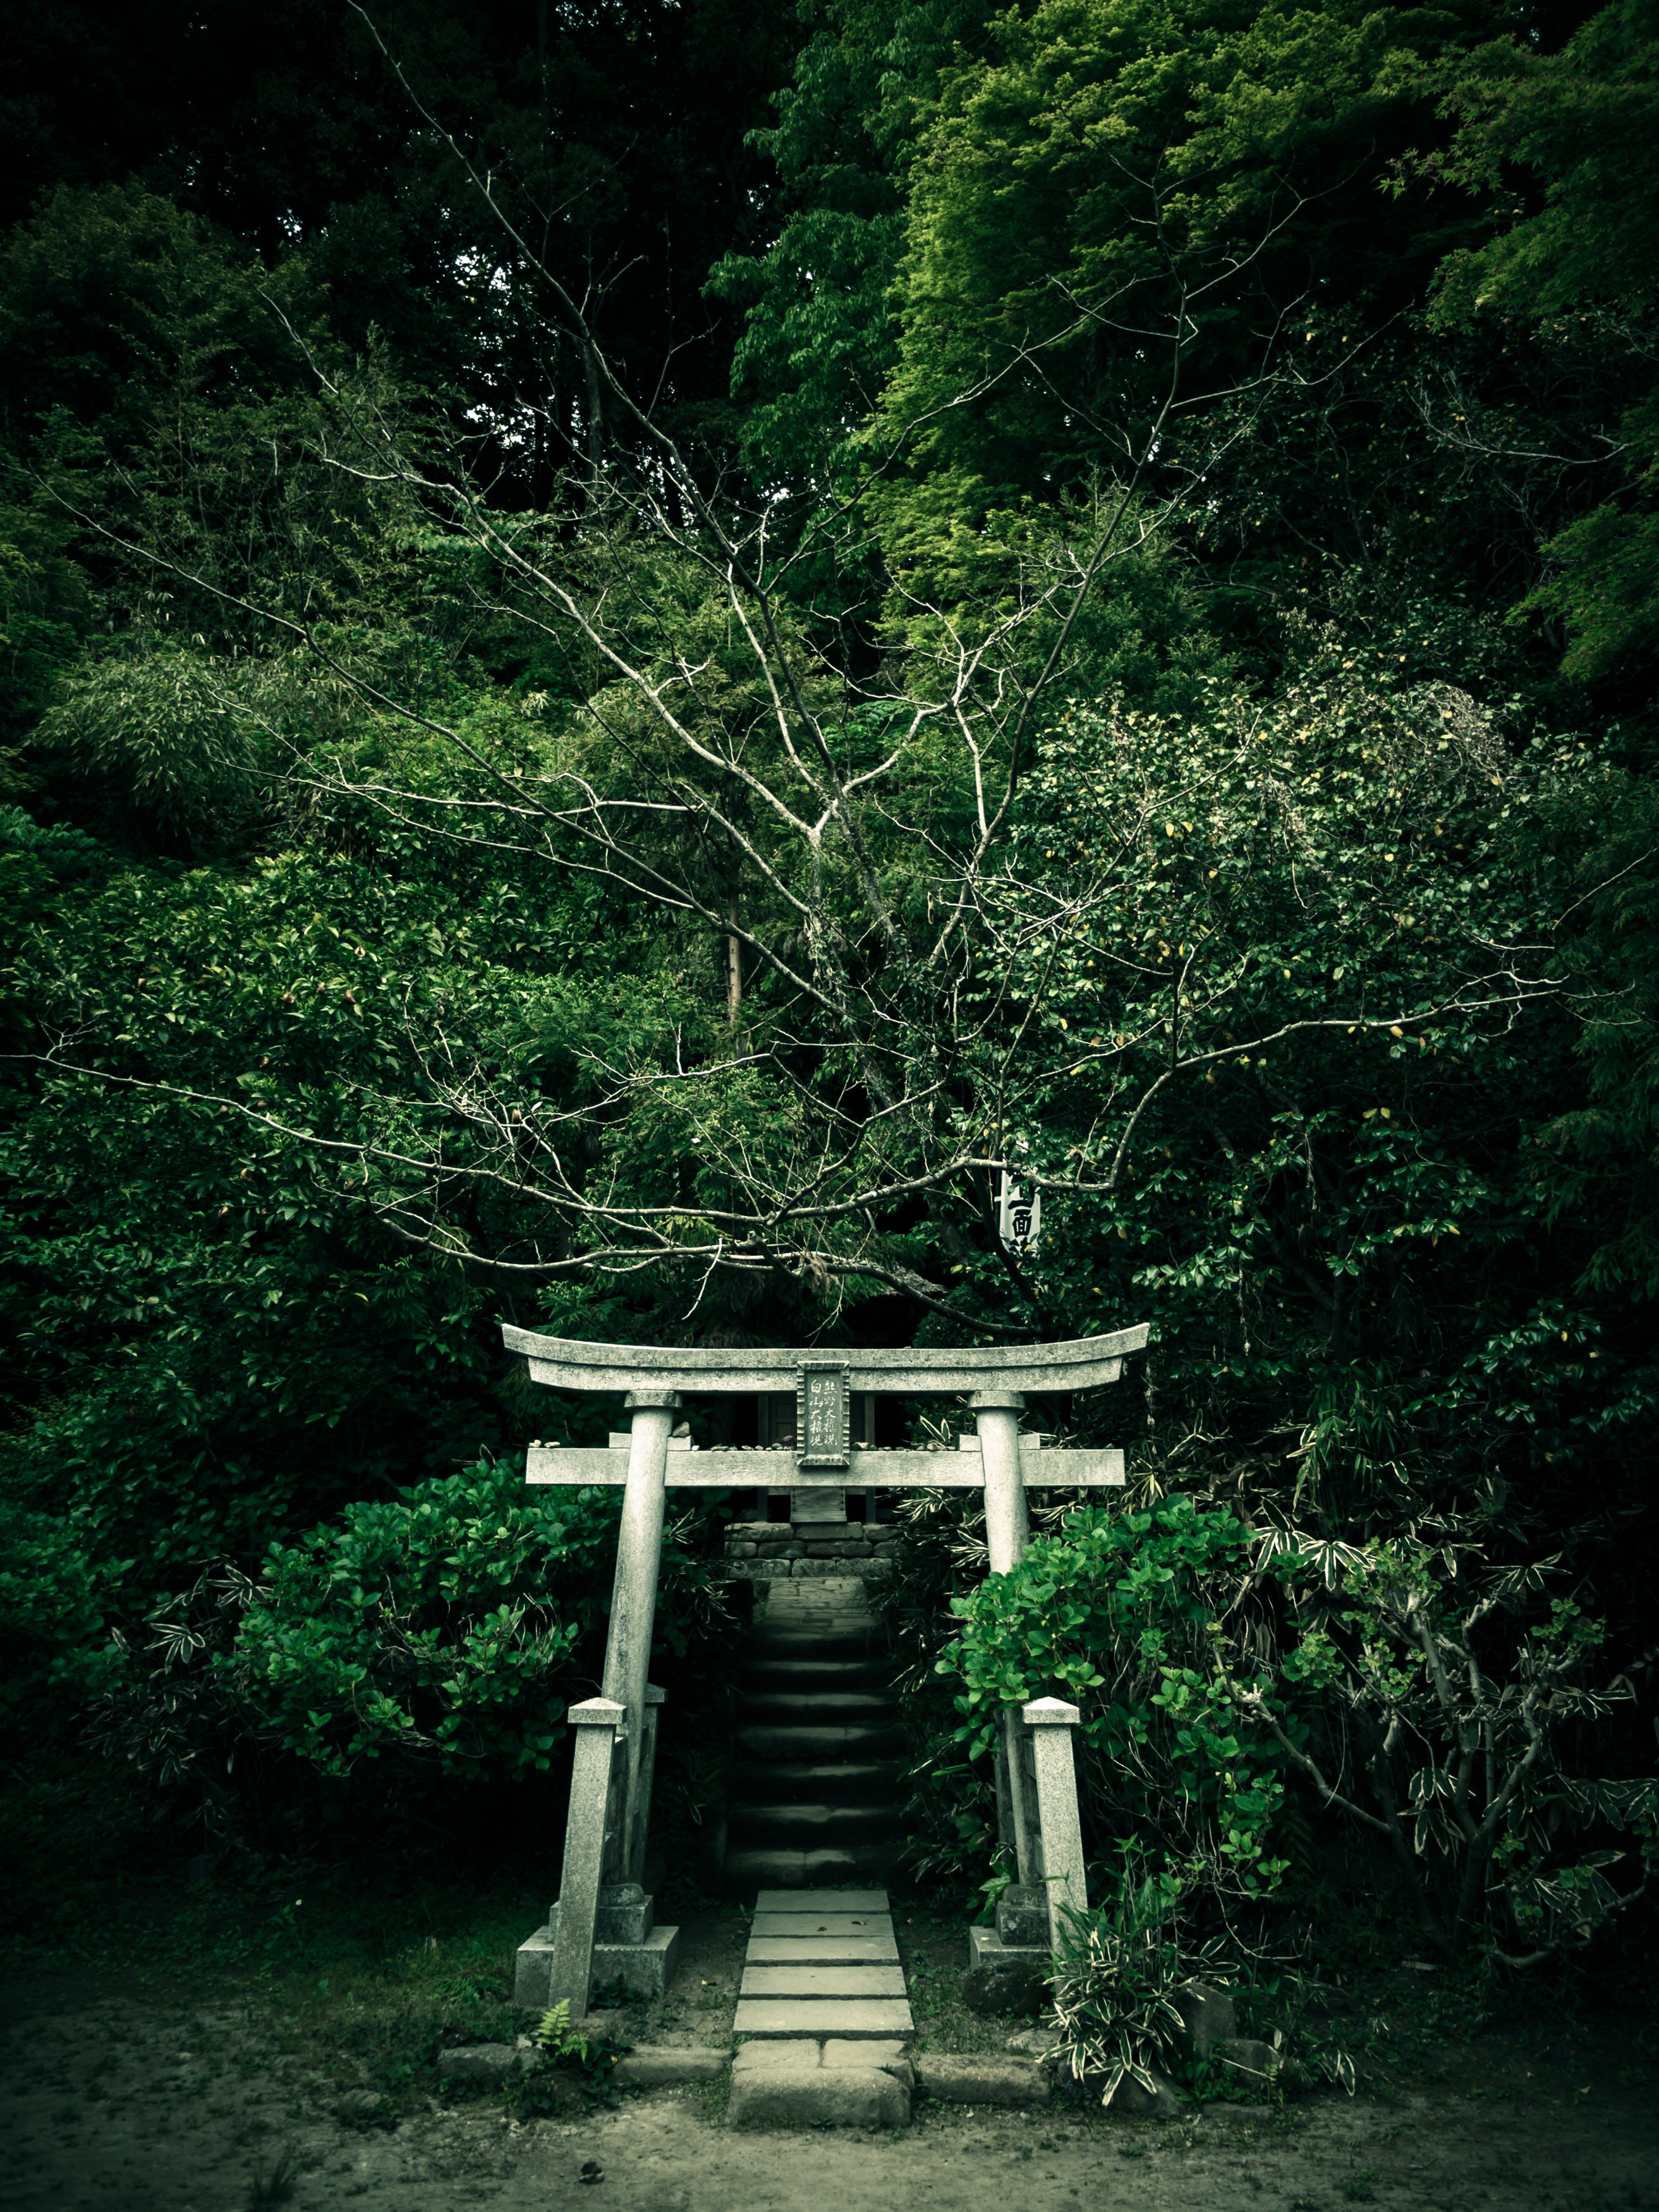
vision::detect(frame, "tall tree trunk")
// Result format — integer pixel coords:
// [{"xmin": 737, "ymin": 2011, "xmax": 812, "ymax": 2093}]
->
[{"xmin": 726, "ymin": 902, "xmax": 742, "ymax": 1023}]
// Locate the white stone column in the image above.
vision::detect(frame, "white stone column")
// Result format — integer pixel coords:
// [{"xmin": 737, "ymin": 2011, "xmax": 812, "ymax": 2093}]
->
[
  {"xmin": 1023, "ymin": 1696, "xmax": 1087, "ymax": 1948},
  {"xmin": 971, "ymin": 1389, "xmax": 1030, "ymax": 1574},
  {"xmin": 602, "ymin": 1390, "xmax": 678, "ymax": 1875},
  {"xmin": 973, "ymin": 1389, "xmax": 1037, "ymax": 1883},
  {"xmin": 548, "ymin": 1695, "xmax": 626, "ymax": 2014}
]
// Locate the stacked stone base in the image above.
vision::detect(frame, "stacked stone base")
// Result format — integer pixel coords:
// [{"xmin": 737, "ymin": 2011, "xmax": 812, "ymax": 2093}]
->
[
  {"xmin": 721, "ymin": 1521, "xmax": 899, "ymax": 1581},
  {"xmin": 963, "ymin": 1883, "xmax": 1052, "ymax": 2014},
  {"xmin": 514, "ymin": 1883, "xmax": 680, "ymax": 2008}
]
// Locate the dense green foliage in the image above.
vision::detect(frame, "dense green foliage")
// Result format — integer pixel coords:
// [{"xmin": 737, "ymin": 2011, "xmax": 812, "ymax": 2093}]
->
[
  {"xmin": 940, "ymin": 1498, "xmax": 1292, "ymax": 1897},
  {"xmin": 0, "ymin": 0, "xmax": 1653, "ymax": 1974},
  {"xmin": 936, "ymin": 1495, "xmax": 1656, "ymax": 1962},
  {"xmin": 233, "ymin": 1458, "xmax": 718, "ymax": 1780}
]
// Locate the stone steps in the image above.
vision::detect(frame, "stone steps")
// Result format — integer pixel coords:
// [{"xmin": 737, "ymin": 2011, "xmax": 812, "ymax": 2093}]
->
[
  {"xmin": 747, "ymin": 1657, "xmax": 887, "ymax": 1686},
  {"xmin": 722, "ymin": 1562, "xmax": 911, "ymax": 2036},
  {"xmin": 734, "ymin": 1723, "xmax": 905, "ymax": 1760},
  {"xmin": 723, "ymin": 1577, "xmax": 906, "ymax": 1890},
  {"xmin": 732, "ymin": 1887, "xmax": 915, "ymax": 2040},
  {"xmin": 752, "ymin": 1634, "xmax": 874, "ymax": 1663},
  {"xmin": 731, "ymin": 1758, "xmax": 902, "ymax": 1799},
  {"xmin": 727, "ymin": 1801, "xmax": 903, "ymax": 1844},
  {"xmin": 725, "ymin": 1844, "xmax": 894, "ymax": 1888},
  {"xmin": 738, "ymin": 1688, "xmax": 895, "ymax": 1719},
  {"xmin": 755, "ymin": 1629, "xmax": 875, "ymax": 1652}
]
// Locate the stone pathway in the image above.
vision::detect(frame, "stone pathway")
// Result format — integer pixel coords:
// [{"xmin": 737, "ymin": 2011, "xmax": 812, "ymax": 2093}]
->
[
  {"xmin": 734, "ymin": 1887, "xmax": 914, "ymax": 2039},
  {"xmin": 721, "ymin": 1581, "xmax": 917, "ymax": 2122},
  {"xmin": 727, "ymin": 1883, "xmax": 916, "ymax": 2124}
]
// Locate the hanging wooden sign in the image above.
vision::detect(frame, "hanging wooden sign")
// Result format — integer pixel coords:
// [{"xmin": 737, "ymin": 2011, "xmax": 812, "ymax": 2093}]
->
[{"xmin": 998, "ymin": 1169, "xmax": 1041, "ymax": 1253}]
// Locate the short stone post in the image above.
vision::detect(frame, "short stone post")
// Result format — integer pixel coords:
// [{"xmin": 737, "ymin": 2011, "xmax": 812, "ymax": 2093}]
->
[
  {"xmin": 1023, "ymin": 1696, "xmax": 1087, "ymax": 1950},
  {"xmin": 547, "ymin": 1696, "xmax": 626, "ymax": 2015},
  {"xmin": 602, "ymin": 1391, "xmax": 678, "ymax": 1877}
]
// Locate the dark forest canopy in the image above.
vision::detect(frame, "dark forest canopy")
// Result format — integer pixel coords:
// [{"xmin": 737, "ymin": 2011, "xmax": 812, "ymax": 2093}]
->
[{"xmin": 1, "ymin": 0, "xmax": 1655, "ymax": 1969}]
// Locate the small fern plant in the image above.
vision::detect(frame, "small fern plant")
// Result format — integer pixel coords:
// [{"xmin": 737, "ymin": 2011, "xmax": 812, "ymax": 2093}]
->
[{"xmin": 533, "ymin": 1999, "xmax": 590, "ymax": 2063}]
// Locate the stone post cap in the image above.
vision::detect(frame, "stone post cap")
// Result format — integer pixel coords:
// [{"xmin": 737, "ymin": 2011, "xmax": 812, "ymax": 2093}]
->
[
  {"xmin": 969, "ymin": 1390, "xmax": 1026, "ymax": 1411},
  {"xmin": 623, "ymin": 1389, "xmax": 682, "ymax": 1410},
  {"xmin": 1022, "ymin": 1696, "xmax": 1081, "ymax": 1727},
  {"xmin": 568, "ymin": 1696, "xmax": 627, "ymax": 1728},
  {"xmin": 644, "ymin": 1683, "xmax": 666, "ymax": 1706}
]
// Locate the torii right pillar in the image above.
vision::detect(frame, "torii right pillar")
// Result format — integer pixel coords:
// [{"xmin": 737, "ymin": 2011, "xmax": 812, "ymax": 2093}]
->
[
  {"xmin": 972, "ymin": 1391, "xmax": 1038, "ymax": 1881},
  {"xmin": 966, "ymin": 1389, "xmax": 1088, "ymax": 2004}
]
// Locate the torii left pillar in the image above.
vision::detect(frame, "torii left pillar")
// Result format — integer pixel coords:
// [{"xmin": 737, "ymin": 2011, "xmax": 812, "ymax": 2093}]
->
[{"xmin": 515, "ymin": 1390, "xmax": 682, "ymax": 2014}]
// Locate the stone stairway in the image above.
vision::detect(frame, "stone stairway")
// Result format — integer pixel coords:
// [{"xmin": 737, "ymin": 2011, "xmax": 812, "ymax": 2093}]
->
[
  {"xmin": 724, "ymin": 1578, "xmax": 905, "ymax": 1892},
  {"xmin": 734, "ymin": 1887, "xmax": 914, "ymax": 2038}
]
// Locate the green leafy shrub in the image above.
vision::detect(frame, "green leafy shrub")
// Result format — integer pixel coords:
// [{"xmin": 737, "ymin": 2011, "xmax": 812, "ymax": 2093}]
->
[
  {"xmin": 38, "ymin": 652, "xmax": 263, "ymax": 841},
  {"xmin": 935, "ymin": 1493, "xmax": 1656, "ymax": 1966},
  {"xmin": 0, "ymin": 1498, "xmax": 125, "ymax": 1706},
  {"xmin": 231, "ymin": 1456, "xmax": 723, "ymax": 1778},
  {"xmin": 937, "ymin": 1495, "xmax": 1294, "ymax": 1903}
]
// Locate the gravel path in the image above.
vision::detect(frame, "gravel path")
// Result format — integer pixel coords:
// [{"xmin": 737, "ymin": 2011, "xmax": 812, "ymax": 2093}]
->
[{"xmin": 3, "ymin": 1971, "xmax": 1655, "ymax": 2212}]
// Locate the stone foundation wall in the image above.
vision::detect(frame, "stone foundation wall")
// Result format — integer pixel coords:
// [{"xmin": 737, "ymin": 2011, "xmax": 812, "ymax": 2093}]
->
[{"xmin": 720, "ymin": 1521, "xmax": 899, "ymax": 1581}]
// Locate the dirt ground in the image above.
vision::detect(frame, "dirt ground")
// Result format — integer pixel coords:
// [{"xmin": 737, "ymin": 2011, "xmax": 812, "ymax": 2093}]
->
[{"xmin": 4, "ymin": 1905, "xmax": 1656, "ymax": 2212}]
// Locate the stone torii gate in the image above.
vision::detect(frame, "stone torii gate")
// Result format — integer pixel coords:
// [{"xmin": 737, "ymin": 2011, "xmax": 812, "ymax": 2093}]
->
[{"xmin": 503, "ymin": 1322, "xmax": 1149, "ymax": 2015}]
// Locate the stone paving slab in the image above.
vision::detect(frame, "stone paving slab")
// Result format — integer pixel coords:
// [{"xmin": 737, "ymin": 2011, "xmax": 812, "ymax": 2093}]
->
[
  {"xmin": 915, "ymin": 2054, "xmax": 1051, "ymax": 2107},
  {"xmin": 731, "ymin": 2039, "xmax": 910, "ymax": 2077},
  {"xmin": 747, "ymin": 1935, "xmax": 898, "ymax": 1965},
  {"xmin": 751, "ymin": 1911, "xmax": 890, "ymax": 1938},
  {"xmin": 825, "ymin": 2038, "xmax": 913, "ymax": 2080},
  {"xmin": 727, "ymin": 2039, "xmax": 911, "ymax": 2129},
  {"xmin": 754, "ymin": 1888, "xmax": 889, "ymax": 1912},
  {"xmin": 730, "ymin": 2039, "xmax": 829, "ymax": 2072},
  {"xmin": 733, "ymin": 1998, "xmax": 916, "ymax": 2037},
  {"xmin": 611, "ymin": 2048, "xmax": 732, "ymax": 2087},
  {"xmin": 739, "ymin": 1964, "xmax": 908, "ymax": 1998}
]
